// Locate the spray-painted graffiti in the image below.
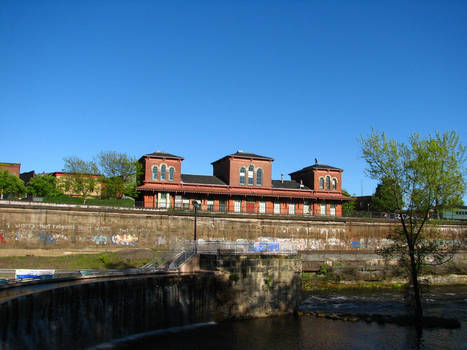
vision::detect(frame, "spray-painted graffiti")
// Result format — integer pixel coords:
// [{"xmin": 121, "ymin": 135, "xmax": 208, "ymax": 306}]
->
[
  {"xmin": 92, "ymin": 235, "xmax": 108, "ymax": 245},
  {"xmin": 111, "ymin": 234, "xmax": 138, "ymax": 246},
  {"xmin": 15, "ymin": 232, "xmax": 35, "ymax": 241},
  {"xmin": 39, "ymin": 233, "xmax": 69, "ymax": 245},
  {"xmin": 0, "ymin": 233, "xmax": 6, "ymax": 244},
  {"xmin": 40, "ymin": 232, "xmax": 56, "ymax": 245}
]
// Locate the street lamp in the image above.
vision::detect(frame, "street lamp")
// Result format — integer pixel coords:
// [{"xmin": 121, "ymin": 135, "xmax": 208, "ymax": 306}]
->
[{"xmin": 192, "ymin": 200, "xmax": 200, "ymax": 252}]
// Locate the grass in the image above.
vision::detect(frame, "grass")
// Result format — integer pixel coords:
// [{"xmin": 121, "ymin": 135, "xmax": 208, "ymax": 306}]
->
[
  {"xmin": 0, "ymin": 249, "xmax": 168, "ymax": 271},
  {"xmin": 302, "ymin": 272, "xmax": 407, "ymax": 291}
]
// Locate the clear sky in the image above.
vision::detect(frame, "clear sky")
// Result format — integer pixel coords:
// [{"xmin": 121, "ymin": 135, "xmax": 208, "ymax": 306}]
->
[{"xmin": 1, "ymin": 0, "xmax": 466, "ymax": 200}]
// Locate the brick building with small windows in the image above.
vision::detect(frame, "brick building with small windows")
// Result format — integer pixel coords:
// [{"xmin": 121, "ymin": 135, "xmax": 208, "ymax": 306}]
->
[{"xmin": 136, "ymin": 151, "xmax": 351, "ymax": 216}]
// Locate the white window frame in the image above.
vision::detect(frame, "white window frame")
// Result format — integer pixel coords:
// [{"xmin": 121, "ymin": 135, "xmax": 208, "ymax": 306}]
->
[
  {"xmin": 259, "ymin": 201, "xmax": 266, "ymax": 214},
  {"xmin": 169, "ymin": 167, "xmax": 175, "ymax": 181},
  {"xmin": 234, "ymin": 200, "xmax": 241, "ymax": 213},
  {"xmin": 330, "ymin": 204, "xmax": 336, "ymax": 216},
  {"xmin": 174, "ymin": 195, "xmax": 182, "ymax": 208},
  {"xmin": 274, "ymin": 202, "xmax": 280, "ymax": 214},
  {"xmin": 207, "ymin": 199, "xmax": 214, "ymax": 211},
  {"xmin": 303, "ymin": 202, "xmax": 310, "ymax": 215},
  {"xmin": 320, "ymin": 203, "xmax": 326, "ymax": 215},
  {"xmin": 248, "ymin": 165, "xmax": 254, "ymax": 186},
  {"xmin": 256, "ymin": 168, "xmax": 262, "ymax": 186},
  {"xmin": 289, "ymin": 203, "xmax": 295, "ymax": 215},
  {"xmin": 152, "ymin": 166, "xmax": 158, "ymax": 180}
]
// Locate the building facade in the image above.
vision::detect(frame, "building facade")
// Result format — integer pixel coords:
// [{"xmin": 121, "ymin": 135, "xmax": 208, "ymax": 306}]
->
[{"xmin": 136, "ymin": 151, "xmax": 351, "ymax": 216}]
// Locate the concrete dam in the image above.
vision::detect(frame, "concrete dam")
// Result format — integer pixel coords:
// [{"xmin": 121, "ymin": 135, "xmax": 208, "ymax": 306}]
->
[{"xmin": 0, "ymin": 254, "xmax": 302, "ymax": 350}]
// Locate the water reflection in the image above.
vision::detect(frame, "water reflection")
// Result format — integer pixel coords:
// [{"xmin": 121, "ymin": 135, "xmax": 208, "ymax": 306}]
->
[{"xmin": 111, "ymin": 286, "xmax": 467, "ymax": 350}]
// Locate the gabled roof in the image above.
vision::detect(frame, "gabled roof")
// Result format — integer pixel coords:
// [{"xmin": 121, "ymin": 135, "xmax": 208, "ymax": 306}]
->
[
  {"xmin": 143, "ymin": 152, "xmax": 184, "ymax": 160},
  {"xmin": 289, "ymin": 163, "xmax": 343, "ymax": 175},
  {"xmin": 212, "ymin": 151, "xmax": 274, "ymax": 164},
  {"xmin": 272, "ymin": 180, "xmax": 310, "ymax": 190},
  {"xmin": 181, "ymin": 174, "xmax": 227, "ymax": 186}
]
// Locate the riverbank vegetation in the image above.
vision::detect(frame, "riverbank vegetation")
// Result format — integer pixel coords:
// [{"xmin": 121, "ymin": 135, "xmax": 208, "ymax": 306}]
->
[{"xmin": 0, "ymin": 249, "xmax": 167, "ymax": 271}]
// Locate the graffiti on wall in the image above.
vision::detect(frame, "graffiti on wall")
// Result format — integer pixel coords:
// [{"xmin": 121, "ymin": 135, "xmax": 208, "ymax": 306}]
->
[
  {"xmin": 92, "ymin": 235, "xmax": 108, "ymax": 245},
  {"xmin": 111, "ymin": 234, "xmax": 138, "ymax": 246},
  {"xmin": 39, "ymin": 233, "xmax": 69, "ymax": 245}
]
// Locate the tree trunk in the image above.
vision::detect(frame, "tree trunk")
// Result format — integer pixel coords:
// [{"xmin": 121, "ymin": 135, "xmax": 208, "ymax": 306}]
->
[{"xmin": 408, "ymin": 248, "xmax": 423, "ymax": 321}]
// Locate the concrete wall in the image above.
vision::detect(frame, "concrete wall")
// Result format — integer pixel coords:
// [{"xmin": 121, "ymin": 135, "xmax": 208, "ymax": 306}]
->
[{"xmin": 0, "ymin": 201, "xmax": 465, "ymax": 252}]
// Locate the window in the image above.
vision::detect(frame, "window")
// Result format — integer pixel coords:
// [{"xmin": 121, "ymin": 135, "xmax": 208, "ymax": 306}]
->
[
  {"xmin": 239, "ymin": 167, "xmax": 246, "ymax": 185},
  {"xmin": 159, "ymin": 193, "xmax": 167, "ymax": 208},
  {"xmin": 256, "ymin": 169, "xmax": 262, "ymax": 186},
  {"xmin": 259, "ymin": 201, "xmax": 266, "ymax": 214},
  {"xmin": 182, "ymin": 199, "xmax": 189, "ymax": 209},
  {"xmin": 332, "ymin": 178, "xmax": 337, "ymax": 190},
  {"xmin": 326, "ymin": 176, "xmax": 331, "ymax": 190},
  {"xmin": 248, "ymin": 165, "xmax": 254, "ymax": 186},
  {"xmin": 289, "ymin": 203, "xmax": 295, "ymax": 215},
  {"xmin": 330, "ymin": 204, "xmax": 336, "ymax": 216},
  {"xmin": 207, "ymin": 200, "xmax": 214, "ymax": 211},
  {"xmin": 169, "ymin": 167, "xmax": 175, "ymax": 181},
  {"xmin": 320, "ymin": 203, "xmax": 326, "ymax": 215},
  {"xmin": 303, "ymin": 201, "xmax": 310, "ymax": 215},
  {"xmin": 161, "ymin": 165, "xmax": 166, "ymax": 180},
  {"xmin": 319, "ymin": 178, "xmax": 324, "ymax": 189},
  {"xmin": 152, "ymin": 166, "xmax": 158, "ymax": 180},
  {"xmin": 174, "ymin": 195, "xmax": 182, "ymax": 208},
  {"xmin": 234, "ymin": 200, "xmax": 241, "ymax": 213},
  {"xmin": 219, "ymin": 200, "xmax": 226, "ymax": 212},
  {"xmin": 274, "ymin": 202, "xmax": 280, "ymax": 214}
]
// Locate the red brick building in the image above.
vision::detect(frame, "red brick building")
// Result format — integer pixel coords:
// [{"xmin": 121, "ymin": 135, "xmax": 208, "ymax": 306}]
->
[
  {"xmin": 136, "ymin": 151, "xmax": 351, "ymax": 216},
  {"xmin": 0, "ymin": 163, "xmax": 21, "ymax": 177}
]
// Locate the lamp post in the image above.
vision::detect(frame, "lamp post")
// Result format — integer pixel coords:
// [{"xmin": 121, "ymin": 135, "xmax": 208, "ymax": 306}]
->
[{"xmin": 192, "ymin": 200, "xmax": 200, "ymax": 253}]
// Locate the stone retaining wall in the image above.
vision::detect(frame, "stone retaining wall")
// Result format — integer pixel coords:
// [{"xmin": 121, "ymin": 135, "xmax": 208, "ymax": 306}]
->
[{"xmin": 0, "ymin": 201, "xmax": 464, "ymax": 252}]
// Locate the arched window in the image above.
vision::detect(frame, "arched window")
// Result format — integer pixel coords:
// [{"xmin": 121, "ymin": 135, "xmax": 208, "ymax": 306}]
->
[
  {"xmin": 332, "ymin": 178, "xmax": 337, "ymax": 190},
  {"xmin": 239, "ymin": 167, "xmax": 246, "ymax": 185},
  {"xmin": 152, "ymin": 166, "xmax": 158, "ymax": 180},
  {"xmin": 256, "ymin": 169, "xmax": 262, "ymax": 186},
  {"xmin": 326, "ymin": 176, "xmax": 331, "ymax": 190},
  {"xmin": 319, "ymin": 177, "xmax": 324, "ymax": 189},
  {"xmin": 169, "ymin": 167, "xmax": 175, "ymax": 181},
  {"xmin": 161, "ymin": 164, "xmax": 166, "ymax": 180},
  {"xmin": 248, "ymin": 165, "xmax": 254, "ymax": 186}
]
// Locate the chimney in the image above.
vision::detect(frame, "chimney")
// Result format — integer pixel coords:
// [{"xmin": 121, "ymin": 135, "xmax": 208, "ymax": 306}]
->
[
  {"xmin": 281, "ymin": 174, "xmax": 284, "ymax": 183},
  {"xmin": 300, "ymin": 179, "xmax": 304, "ymax": 188}
]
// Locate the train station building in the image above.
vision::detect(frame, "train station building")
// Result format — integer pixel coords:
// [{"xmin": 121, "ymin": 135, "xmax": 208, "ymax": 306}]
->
[{"xmin": 136, "ymin": 150, "xmax": 351, "ymax": 216}]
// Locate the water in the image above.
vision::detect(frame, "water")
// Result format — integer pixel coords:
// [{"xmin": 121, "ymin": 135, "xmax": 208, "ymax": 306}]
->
[{"xmin": 107, "ymin": 286, "xmax": 467, "ymax": 350}]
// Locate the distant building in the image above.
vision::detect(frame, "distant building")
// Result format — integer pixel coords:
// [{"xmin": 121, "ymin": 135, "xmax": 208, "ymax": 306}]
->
[
  {"xmin": 441, "ymin": 206, "xmax": 467, "ymax": 220},
  {"xmin": 136, "ymin": 151, "xmax": 351, "ymax": 216},
  {"xmin": 0, "ymin": 163, "xmax": 21, "ymax": 177},
  {"xmin": 20, "ymin": 171, "xmax": 36, "ymax": 185},
  {"xmin": 50, "ymin": 172, "xmax": 103, "ymax": 197}
]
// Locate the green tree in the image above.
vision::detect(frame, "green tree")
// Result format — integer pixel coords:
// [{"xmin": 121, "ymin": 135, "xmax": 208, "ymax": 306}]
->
[
  {"xmin": 0, "ymin": 170, "xmax": 26, "ymax": 199},
  {"xmin": 101, "ymin": 176, "xmax": 124, "ymax": 199},
  {"xmin": 360, "ymin": 129, "xmax": 466, "ymax": 322},
  {"xmin": 371, "ymin": 177, "xmax": 403, "ymax": 213},
  {"xmin": 96, "ymin": 151, "xmax": 139, "ymax": 198},
  {"xmin": 342, "ymin": 189, "xmax": 355, "ymax": 216},
  {"xmin": 26, "ymin": 174, "xmax": 62, "ymax": 197},
  {"xmin": 62, "ymin": 157, "xmax": 100, "ymax": 203}
]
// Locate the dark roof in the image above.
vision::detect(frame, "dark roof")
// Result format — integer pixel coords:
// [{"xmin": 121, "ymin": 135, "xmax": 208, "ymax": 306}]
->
[
  {"xmin": 144, "ymin": 152, "xmax": 184, "ymax": 160},
  {"xmin": 289, "ymin": 163, "xmax": 342, "ymax": 175},
  {"xmin": 181, "ymin": 174, "xmax": 227, "ymax": 186},
  {"xmin": 272, "ymin": 180, "xmax": 310, "ymax": 190},
  {"xmin": 20, "ymin": 171, "xmax": 35, "ymax": 184},
  {"xmin": 212, "ymin": 151, "xmax": 274, "ymax": 164}
]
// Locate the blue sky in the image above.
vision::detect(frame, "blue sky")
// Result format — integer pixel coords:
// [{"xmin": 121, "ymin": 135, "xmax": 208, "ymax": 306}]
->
[{"xmin": 1, "ymin": 0, "xmax": 466, "ymax": 200}]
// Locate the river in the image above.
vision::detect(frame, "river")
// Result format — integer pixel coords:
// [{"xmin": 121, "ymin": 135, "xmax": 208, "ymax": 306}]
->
[{"xmin": 104, "ymin": 286, "xmax": 467, "ymax": 350}]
